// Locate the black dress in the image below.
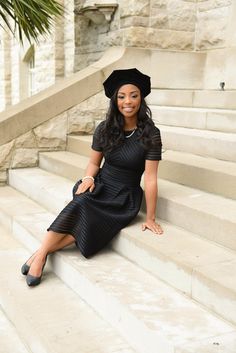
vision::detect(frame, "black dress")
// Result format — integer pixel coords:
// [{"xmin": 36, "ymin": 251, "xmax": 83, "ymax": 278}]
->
[{"xmin": 47, "ymin": 122, "xmax": 162, "ymax": 258}]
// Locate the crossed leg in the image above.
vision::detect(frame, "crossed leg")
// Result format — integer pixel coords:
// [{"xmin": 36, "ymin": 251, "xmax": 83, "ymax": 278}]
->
[{"xmin": 26, "ymin": 231, "xmax": 75, "ymax": 277}]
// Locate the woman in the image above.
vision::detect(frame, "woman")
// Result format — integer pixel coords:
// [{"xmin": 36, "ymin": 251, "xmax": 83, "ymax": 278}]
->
[{"xmin": 21, "ymin": 68, "xmax": 163, "ymax": 287}]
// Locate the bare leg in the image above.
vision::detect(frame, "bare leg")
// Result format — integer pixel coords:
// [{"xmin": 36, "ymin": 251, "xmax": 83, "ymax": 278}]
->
[{"xmin": 27, "ymin": 231, "xmax": 75, "ymax": 277}]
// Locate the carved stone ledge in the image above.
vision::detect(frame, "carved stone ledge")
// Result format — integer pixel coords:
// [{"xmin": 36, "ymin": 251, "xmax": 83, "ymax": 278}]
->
[{"xmin": 75, "ymin": 0, "xmax": 118, "ymax": 24}]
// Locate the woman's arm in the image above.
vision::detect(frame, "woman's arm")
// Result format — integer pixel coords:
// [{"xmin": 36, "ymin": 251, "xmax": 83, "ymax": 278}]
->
[
  {"xmin": 85, "ymin": 150, "xmax": 103, "ymax": 177},
  {"xmin": 142, "ymin": 159, "xmax": 163, "ymax": 235},
  {"xmin": 75, "ymin": 150, "xmax": 103, "ymax": 194}
]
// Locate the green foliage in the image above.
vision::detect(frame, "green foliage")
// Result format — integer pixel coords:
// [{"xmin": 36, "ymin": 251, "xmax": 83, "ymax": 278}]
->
[{"xmin": 0, "ymin": 0, "xmax": 63, "ymax": 44}]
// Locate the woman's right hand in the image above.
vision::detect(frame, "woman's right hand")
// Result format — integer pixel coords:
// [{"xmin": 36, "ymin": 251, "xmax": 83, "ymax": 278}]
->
[{"xmin": 75, "ymin": 179, "xmax": 95, "ymax": 195}]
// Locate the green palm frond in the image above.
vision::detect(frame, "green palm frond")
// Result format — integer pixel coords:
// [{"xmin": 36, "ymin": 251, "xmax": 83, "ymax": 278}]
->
[{"xmin": 0, "ymin": 0, "xmax": 64, "ymax": 44}]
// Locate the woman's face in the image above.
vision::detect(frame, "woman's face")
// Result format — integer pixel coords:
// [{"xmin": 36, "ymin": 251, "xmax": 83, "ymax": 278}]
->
[{"xmin": 117, "ymin": 84, "xmax": 141, "ymax": 120}]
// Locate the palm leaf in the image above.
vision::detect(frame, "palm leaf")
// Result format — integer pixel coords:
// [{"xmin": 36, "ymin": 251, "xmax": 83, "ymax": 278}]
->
[{"xmin": 0, "ymin": 0, "xmax": 64, "ymax": 44}]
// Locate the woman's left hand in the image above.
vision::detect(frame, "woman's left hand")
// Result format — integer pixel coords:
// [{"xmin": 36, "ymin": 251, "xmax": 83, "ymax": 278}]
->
[{"xmin": 142, "ymin": 220, "xmax": 163, "ymax": 235}]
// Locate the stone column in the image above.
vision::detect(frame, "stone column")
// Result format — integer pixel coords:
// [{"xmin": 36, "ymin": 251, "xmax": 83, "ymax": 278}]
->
[
  {"xmin": 74, "ymin": 0, "xmax": 90, "ymax": 71},
  {"xmin": 0, "ymin": 27, "xmax": 5, "ymax": 111},
  {"xmin": 3, "ymin": 30, "xmax": 12, "ymax": 107},
  {"xmin": 55, "ymin": 0, "xmax": 65, "ymax": 79},
  {"xmin": 11, "ymin": 38, "xmax": 20, "ymax": 105},
  {"xmin": 64, "ymin": 0, "xmax": 75, "ymax": 76}
]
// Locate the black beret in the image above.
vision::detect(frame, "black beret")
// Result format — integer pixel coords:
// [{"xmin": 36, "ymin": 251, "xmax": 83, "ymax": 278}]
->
[{"xmin": 103, "ymin": 68, "xmax": 151, "ymax": 98}]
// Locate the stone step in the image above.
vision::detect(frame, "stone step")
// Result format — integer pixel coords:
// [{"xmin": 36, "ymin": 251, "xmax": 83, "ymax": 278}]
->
[
  {"xmin": 67, "ymin": 128, "xmax": 236, "ymax": 166},
  {"xmin": 0, "ymin": 195, "xmax": 235, "ymax": 353},
  {"xmin": 147, "ymin": 89, "xmax": 236, "ymax": 110},
  {"xmin": 0, "ymin": 311, "xmax": 30, "ymax": 353},
  {"xmin": 151, "ymin": 105, "xmax": 236, "ymax": 133},
  {"xmin": 67, "ymin": 134, "xmax": 92, "ymax": 157},
  {"xmin": 0, "ymin": 279, "xmax": 31, "ymax": 353},
  {"xmin": 114, "ymin": 215, "xmax": 236, "ymax": 326},
  {"xmin": 65, "ymin": 138, "xmax": 236, "ymax": 199},
  {"xmin": 157, "ymin": 178, "xmax": 236, "ymax": 251},
  {"xmin": 4, "ymin": 173, "xmax": 236, "ymax": 324},
  {"xmin": 160, "ymin": 150, "xmax": 236, "ymax": 200},
  {"xmin": 160, "ymin": 125, "xmax": 236, "ymax": 162},
  {"xmin": 39, "ymin": 150, "xmax": 89, "ymax": 182},
  {"xmin": 0, "ymin": 224, "xmax": 137, "ymax": 353},
  {"xmin": 37, "ymin": 152, "xmax": 236, "ymax": 249}
]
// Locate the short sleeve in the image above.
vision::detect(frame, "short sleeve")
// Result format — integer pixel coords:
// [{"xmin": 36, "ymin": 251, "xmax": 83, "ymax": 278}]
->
[
  {"xmin": 91, "ymin": 122, "xmax": 104, "ymax": 152},
  {"xmin": 145, "ymin": 126, "xmax": 162, "ymax": 161}
]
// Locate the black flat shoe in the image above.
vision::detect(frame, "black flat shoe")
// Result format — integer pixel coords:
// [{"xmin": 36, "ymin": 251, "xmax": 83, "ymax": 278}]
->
[
  {"xmin": 21, "ymin": 263, "xmax": 30, "ymax": 276},
  {"xmin": 26, "ymin": 256, "xmax": 47, "ymax": 287},
  {"xmin": 21, "ymin": 252, "xmax": 37, "ymax": 275}
]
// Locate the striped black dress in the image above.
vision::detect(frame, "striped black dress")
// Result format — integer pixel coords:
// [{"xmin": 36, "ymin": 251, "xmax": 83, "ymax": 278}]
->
[{"xmin": 47, "ymin": 122, "xmax": 162, "ymax": 258}]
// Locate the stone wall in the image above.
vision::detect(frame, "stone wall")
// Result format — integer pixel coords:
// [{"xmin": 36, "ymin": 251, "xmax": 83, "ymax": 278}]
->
[
  {"xmin": 74, "ymin": 0, "xmax": 235, "ymax": 70},
  {"xmin": 74, "ymin": 0, "xmax": 198, "ymax": 70},
  {"xmin": 0, "ymin": 91, "xmax": 108, "ymax": 185},
  {"xmin": 195, "ymin": 0, "xmax": 232, "ymax": 50}
]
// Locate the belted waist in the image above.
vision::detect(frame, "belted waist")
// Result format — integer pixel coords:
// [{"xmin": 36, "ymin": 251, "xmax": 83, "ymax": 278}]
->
[{"xmin": 99, "ymin": 162, "xmax": 142, "ymax": 187}]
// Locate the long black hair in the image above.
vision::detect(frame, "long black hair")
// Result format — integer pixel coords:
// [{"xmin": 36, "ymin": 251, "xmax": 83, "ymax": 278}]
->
[{"xmin": 99, "ymin": 89, "xmax": 156, "ymax": 152}]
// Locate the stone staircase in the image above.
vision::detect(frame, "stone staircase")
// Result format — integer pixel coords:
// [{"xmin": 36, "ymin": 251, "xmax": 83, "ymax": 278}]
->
[
  {"xmin": 0, "ymin": 87, "xmax": 236, "ymax": 353},
  {"xmin": 0, "ymin": 225, "xmax": 137, "ymax": 353}
]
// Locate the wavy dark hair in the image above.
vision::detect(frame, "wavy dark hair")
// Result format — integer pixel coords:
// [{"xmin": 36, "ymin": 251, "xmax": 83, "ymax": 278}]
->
[{"xmin": 99, "ymin": 89, "xmax": 156, "ymax": 152}]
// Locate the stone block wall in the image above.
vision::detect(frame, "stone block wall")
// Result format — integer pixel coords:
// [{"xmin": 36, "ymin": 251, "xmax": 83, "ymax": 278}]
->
[
  {"xmin": 0, "ymin": 91, "xmax": 108, "ymax": 185},
  {"xmin": 75, "ymin": 0, "xmax": 198, "ymax": 70},
  {"xmin": 74, "ymin": 0, "xmax": 235, "ymax": 70},
  {"xmin": 195, "ymin": 0, "xmax": 232, "ymax": 50}
]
